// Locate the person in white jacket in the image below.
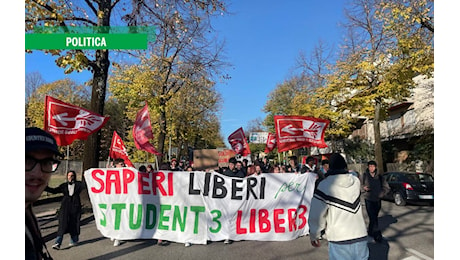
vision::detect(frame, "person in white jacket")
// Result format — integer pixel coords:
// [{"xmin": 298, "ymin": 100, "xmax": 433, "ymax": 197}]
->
[{"xmin": 308, "ymin": 153, "xmax": 369, "ymax": 260}]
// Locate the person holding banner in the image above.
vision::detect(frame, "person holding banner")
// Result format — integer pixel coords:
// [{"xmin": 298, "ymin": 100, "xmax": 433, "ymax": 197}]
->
[
  {"xmin": 253, "ymin": 164, "xmax": 263, "ymax": 176},
  {"xmin": 26, "ymin": 127, "xmax": 61, "ymax": 260},
  {"xmin": 111, "ymin": 158, "xmax": 125, "ymax": 247},
  {"xmin": 147, "ymin": 164, "xmax": 154, "ymax": 173},
  {"xmin": 301, "ymin": 156, "xmax": 318, "ymax": 174},
  {"xmin": 235, "ymin": 161, "xmax": 247, "ymax": 176},
  {"xmin": 47, "ymin": 170, "xmax": 86, "ymax": 250},
  {"xmin": 170, "ymin": 158, "xmax": 182, "ymax": 171},
  {"xmin": 308, "ymin": 153, "xmax": 369, "ymax": 260},
  {"xmin": 287, "ymin": 156, "xmax": 301, "ymax": 173},
  {"xmin": 223, "ymin": 157, "xmax": 245, "ymax": 178}
]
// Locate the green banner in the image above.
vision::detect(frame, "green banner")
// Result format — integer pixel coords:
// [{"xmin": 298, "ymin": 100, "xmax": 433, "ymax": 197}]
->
[{"xmin": 26, "ymin": 33, "xmax": 148, "ymax": 50}]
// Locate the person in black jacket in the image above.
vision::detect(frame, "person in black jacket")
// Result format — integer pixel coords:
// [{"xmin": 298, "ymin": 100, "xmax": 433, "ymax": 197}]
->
[
  {"xmin": 46, "ymin": 170, "xmax": 86, "ymax": 249},
  {"xmin": 223, "ymin": 157, "xmax": 245, "ymax": 178},
  {"xmin": 361, "ymin": 160, "xmax": 390, "ymax": 242},
  {"xmin": 26, "ymin": 127, "xmax": 61, "ymax": 260}
]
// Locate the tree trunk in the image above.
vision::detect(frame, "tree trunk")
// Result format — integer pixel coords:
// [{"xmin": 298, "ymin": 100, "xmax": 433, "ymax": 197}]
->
[
  {"xmin": 82, "ymin": 0, "xmax": 111, "ymax": 172},
  {"xmin": 373, "ymin": 98, "xmax": 384, "ymax": 174},
  {"xmin": 81, "ymin": 49, "xmax": 109, "ymax": 207},
  {"xmin": 82, "ymin": 49, "xmax": 109, "ymax": 171}
]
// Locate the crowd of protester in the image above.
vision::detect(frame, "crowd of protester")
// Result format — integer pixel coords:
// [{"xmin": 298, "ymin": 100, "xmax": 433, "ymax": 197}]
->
[
  {"xmin": 26, "ymin": 125, "xmax": 386, "ymax": 259},
  {"xmin": 136, "ymin": 155, "xmax": 330, "ymax": 178}
]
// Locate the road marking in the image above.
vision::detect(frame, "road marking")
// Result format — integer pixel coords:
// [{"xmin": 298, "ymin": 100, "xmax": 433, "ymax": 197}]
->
[{"xmin": 405, "ymin": 248, "xmax": 433, "ymax": 260}]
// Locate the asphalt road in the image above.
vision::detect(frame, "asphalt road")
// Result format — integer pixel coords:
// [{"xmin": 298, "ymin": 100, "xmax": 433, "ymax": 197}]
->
[{"xmin": 34, "ymin": 199, "xmax": 434, "ymax": 260}]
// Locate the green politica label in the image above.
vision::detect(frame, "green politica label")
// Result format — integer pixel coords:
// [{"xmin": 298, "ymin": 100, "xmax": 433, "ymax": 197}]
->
[{"xmin": 25, "ymin": 26, "xmax": 155, "ymax": 50}]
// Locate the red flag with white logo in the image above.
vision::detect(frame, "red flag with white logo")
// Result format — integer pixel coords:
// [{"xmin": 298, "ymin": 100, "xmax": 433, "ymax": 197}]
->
[
  {"xmin": 274, "ymin": 115, "xmax": 329, "ymax": 152},
  {"xmin": 132, "ymin": 103, "xmax": 161, "ymax": 155},
  {"xmin": 228, "ymin": 127, "xmax": 251, "ymax": 156},
  {"xmin": 44, "ymin": 96, "xmax": 109, "ymax": 146},
  {"xmin": 109, "ymin": 131, "xmax": 134, "ymax": 167},
  {"xmin": 264, "ymin": 132, "xmax": 277, "ymax": 153}
]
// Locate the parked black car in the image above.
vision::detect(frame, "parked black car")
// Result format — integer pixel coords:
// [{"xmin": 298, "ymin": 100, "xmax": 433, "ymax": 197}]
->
[{"xmin": 382, "ymin": 172, "xmax": 434, "ymax": 206}]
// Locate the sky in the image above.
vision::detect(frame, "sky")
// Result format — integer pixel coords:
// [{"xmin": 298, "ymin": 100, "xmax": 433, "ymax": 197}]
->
[
  {"xmin": 211, "ymin": 1, "xmax": 345, "ymax": 139},
  {"xmin": 24, "ymin": 1, "xmax": 346, "ymax": 147}
]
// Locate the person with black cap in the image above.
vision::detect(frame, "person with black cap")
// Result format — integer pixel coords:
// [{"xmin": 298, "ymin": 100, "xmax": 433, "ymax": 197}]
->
[
  {"xmin": 222, "ymin": 157, "xmax": 245, "ymax": 178},
  {"xmin": 26, "ymin": 127, "xmax": 62, "ymax": 259},
  {"xmin": 362, "ymin": 160, "xmax": 390, "ymax": 243},
  {"xmin": 308, "ymin": 153, "xmax": 369, "ymax": 260}
]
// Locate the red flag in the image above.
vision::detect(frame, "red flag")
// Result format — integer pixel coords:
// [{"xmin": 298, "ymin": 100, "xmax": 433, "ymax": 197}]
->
[
  {"xmin": 109, "ymin": 131, "xmax": 134, "ymax": 167},
  {"xmin": 132, "ymin": 103, "xmax": 161, "ymax": 155},
  {"xmin": 264, "ymin": 133, "xmax": 277, "ymax": 153},
  {"xmin": 44, "ymin": 96, "xmax": 109, "ymax": 146},
  {"xmin": 228, "ymin": 127, "xmax": 251, "ymax": 156},
  {"xmin": 274, "ymin": 115, "xmax": 329, "ymax": 152}
]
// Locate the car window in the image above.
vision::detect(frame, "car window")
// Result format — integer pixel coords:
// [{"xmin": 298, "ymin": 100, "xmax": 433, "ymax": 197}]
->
[
  {"xmin": 406, "ymin": 174, "xmax": 418, "ymax": 182},
  {"xmin": 406, "ymin": 174, "xmax": 434, "ymax": 183},
  {"xmin": 389, "ymin": 174, "xmax": 398, "ymax": 182},
  {"xmin": 418, "ymin": 174, "xmax": 434, "ymax": 182}
]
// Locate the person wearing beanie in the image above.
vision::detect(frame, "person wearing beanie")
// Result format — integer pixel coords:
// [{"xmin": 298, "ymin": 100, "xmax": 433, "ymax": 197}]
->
[
  {"xmin": 362, "ymin": 160, "xmax": 390, "ymax": 243},
  {"xmin": 308, "ymin": 153, "xmax": 369, "ymax": 260}
]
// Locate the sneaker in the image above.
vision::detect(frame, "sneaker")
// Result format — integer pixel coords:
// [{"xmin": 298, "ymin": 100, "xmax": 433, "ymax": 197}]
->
[
  {"xmin": 184, "ymin": 242, "xmax": 192, "ymax": 247},
  {"xmin": 224, "ymin": 239, "xmax": 231, "ymax": 244},
  {"xmin": 69, "ymin": 242, "xmax": 78, "ymax": 247},
  {"xmin": 160, "ymin": 240, "xmax": 170, "ymax": 246},
  {"xmin": 52, "ymin": 243, "xmax": 60, "ymax": 250},
  {"xmin": 113, "ymin": 239, "xmax": 121, "ymax": 247}
]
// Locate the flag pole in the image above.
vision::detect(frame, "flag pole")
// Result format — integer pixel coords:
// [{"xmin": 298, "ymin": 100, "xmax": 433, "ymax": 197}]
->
[
  {"xmin": 106, "ymin": 155, "xmax": 111, "ymax": 168},
  {"xmin": 65, "ymin": 145, "xmax": 70, "ymax": 174},
  {"xmin": 168, "ymin": 136, "xmax": 172, "ymax": 161},
  {"xmin": 154, "ymin": 155, "xmax": 159, "ymax": 171},
  {"xmin": 277, "ymin": 151, "xmax": 281, "ymax": 167}
]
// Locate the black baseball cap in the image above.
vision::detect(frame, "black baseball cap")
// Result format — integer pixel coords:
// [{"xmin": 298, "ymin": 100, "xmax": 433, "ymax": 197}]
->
[{"xmin": 25, "ymin": 127, "xmax": 62, "ymax": 156}]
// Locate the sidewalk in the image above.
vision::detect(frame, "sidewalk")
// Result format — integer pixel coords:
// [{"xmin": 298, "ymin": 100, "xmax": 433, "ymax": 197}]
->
[
  {"xmin": 32, "ymin": 199, "xmax": 330, "ymax": 260},
  {"xmin": 33, "ymin": 198, "xmax": 94, "ymax": 243}
]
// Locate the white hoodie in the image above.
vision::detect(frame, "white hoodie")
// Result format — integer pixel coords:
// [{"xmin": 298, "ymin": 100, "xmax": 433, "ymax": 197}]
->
[{"xmin": 308, "ymin": 172, "xmax": 367, "ymax": 242}]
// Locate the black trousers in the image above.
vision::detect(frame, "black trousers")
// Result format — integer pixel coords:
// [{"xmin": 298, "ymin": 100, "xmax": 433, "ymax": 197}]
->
[{"xmin": 365, "ymin": 199, "xmax": 382, "ymax": 238}]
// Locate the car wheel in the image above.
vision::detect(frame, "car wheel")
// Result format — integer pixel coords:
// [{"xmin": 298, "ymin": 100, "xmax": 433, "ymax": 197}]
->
[{"xmin": 394, "ymin": 192, "xmax": 406, "ymax": 206}]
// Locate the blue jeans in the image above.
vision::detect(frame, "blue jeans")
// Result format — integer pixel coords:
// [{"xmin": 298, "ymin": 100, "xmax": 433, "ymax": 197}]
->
[
  {"xmin": 55, "ymin": 235, "xmax": 79, "ymax": 245},
  {"xmin": 329, "ymin": 240, "xmax": 369, "ymax": 260}
]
